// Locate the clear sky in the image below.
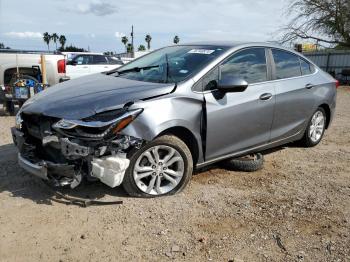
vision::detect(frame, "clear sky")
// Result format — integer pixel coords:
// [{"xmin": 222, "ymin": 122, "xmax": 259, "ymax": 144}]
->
[{"xmin": 0, "ymin": 0, "xmax": 287, "ymax": 53}]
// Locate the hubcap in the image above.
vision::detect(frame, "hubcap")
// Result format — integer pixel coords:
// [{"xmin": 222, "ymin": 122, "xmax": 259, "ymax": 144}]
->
[
  {"xmin": 309, "ymin": 110, "xmax": 325, "ymax": 143},
  {"xmin": 133, "ymin": 145, "xmax": 184, "ymax": 195}
]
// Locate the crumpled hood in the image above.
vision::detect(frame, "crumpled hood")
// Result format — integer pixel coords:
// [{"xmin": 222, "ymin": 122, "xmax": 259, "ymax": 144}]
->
[{"xmin": 21, "ymin": 73, "xmax": 175, "ymax": 119}]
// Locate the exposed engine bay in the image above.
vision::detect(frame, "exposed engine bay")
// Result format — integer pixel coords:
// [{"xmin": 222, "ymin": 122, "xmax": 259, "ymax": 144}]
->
[{"xmin": 12, "ymin": 106, "xmax": 145, "ymax": 188}]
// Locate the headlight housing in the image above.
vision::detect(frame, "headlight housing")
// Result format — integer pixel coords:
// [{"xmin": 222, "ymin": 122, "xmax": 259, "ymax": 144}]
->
[{"xmin": 53, "ymin": 108, "xmax": 143, "ymax": 140}]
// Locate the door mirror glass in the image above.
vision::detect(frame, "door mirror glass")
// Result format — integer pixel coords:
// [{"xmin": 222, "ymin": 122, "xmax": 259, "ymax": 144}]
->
[{"xmin": 217, "ymin": 76, "xmax": 248, "ymax": 92}]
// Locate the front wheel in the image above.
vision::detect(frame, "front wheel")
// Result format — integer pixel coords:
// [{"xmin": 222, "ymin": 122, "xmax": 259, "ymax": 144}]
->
[
  {"xmin": 122, "ymin": 135, "xmax": 193, "ymax": 197},
  {"xmin": 300, "ymin": 107, "xmax": 326, "ymax": 147}
]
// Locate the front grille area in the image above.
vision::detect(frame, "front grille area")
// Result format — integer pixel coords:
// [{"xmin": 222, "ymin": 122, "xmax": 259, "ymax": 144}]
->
[
  {"xmin": 22, "ymin": 113, "xmax": 59, "ymax": 139},
  {"xmin": 21, "ymin": 113, "xmax": 68, "ymax": 163}
]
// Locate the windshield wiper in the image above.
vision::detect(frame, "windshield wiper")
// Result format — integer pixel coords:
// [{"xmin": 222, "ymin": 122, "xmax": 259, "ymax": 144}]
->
[{"xmin": 107, "ymin": 65, "xmax": 160, "ymax": 76}]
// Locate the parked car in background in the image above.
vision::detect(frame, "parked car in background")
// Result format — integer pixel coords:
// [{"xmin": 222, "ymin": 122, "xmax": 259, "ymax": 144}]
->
[
  {"xmin": 336, "ymin": 69, "xmax": 350, "ymax": 85},
  {"xmin": 66, "ymin": 53, "xmax": 124, "ymax": 79},
  {"xmin": 12, "ymin": 42, "xmax": 337, "ymax": 197},
  {"xmin": 0, "ymin": 49, "xmax": 68, "ymax": 113}
]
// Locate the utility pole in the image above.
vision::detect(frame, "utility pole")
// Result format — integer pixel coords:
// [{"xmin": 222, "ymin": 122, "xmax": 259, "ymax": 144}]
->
[{"xmin": 131, "ymin": 25, "xmax": 134, "ymax": 58}]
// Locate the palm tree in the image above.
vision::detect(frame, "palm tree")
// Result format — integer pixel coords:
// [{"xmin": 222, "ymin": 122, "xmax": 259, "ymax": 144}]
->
[
  {"xmin": 121, "ymin": 36, "xmax": 128, "ymax": 52},
  {"xmin": 59, "ymin": 35, "xmax": 66, "ymax": 50},
  {"xmin": 145, "ymin": 34, "xmax": 152, "ymax": 50},
  {"xmin": 51, "ymin": 33, "xmax": 59, "ymax": 50},
  {"xmin": 43, "ymin": 32, "xmax": 51, "ymax": 51},
  {"xmin": 126, "ymin": 43, "xmax": 133, "ymax": 53},
  {"xmin": 138, "ymin": 45, "xmax": 146, "ymax": 51},
  {"xmin": 173, "ymin": 35, "xmax": 180, "ymax": 44}
]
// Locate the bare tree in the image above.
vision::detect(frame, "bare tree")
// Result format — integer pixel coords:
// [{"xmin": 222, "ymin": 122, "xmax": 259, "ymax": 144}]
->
[{"xmin": 281, "ymin": 0, "xmax": 350, "ymax": 48}]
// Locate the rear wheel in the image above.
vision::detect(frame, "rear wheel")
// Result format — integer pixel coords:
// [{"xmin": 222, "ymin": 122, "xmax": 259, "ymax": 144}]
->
[
  {"xmin": 300, "ymin": 107, "xmax": 326, "ymax": 147},
  {"xmin": 122, "ymin": 135, "xmax": 193, "ymax": 197}
]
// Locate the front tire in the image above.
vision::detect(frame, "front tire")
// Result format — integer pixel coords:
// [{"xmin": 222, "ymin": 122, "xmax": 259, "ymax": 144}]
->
[
  {"xmin": 300, "ymin": 107, "xmax": 326, "ymax": 147},
  {"xmin": 122, "ymin": 135, "xmax": 193, "ymax": 197}
]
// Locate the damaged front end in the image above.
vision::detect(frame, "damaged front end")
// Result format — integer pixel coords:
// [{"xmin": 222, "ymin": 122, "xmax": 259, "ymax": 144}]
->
[{"xmin": 12, "ymin": 107, "xmax": 144, "ymax": 188}]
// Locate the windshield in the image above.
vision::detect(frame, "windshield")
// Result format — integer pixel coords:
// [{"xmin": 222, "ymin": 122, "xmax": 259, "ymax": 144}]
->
[{"xmin": 113, "ymin": 45, "xmax": 229, "ymax": 83}]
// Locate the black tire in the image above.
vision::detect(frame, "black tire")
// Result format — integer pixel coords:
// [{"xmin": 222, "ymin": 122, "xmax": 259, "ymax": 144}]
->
[
  {"xmin": 299, "ymin": 107, "xmax": 326, "ymax": 147},
  {"xmin": 122, "ymin": 135, "xmax": 193, "ymax": 198},
  {"xmin": 222, "ymin": 153, "xmax": 264, "ymax": 172}
]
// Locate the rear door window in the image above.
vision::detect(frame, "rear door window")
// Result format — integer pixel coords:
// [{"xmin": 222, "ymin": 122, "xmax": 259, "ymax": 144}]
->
[
  {"xmin": 272, "ymin": 49, "xmax": 301, "ymax": 79},
  {"xmin": 107, "ymin": 57, "xmax": 124, "ymax": 65},
  {"xmin": 92, "ymin": 55, "xmax": 108, "ymax": 64},
  {"xmin": 220, "ymin": 48, "xmax": 268, "ymax": 84}
]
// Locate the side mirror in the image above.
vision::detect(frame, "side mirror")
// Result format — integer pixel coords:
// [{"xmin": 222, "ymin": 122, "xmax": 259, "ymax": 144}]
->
[{"xmin": 217, "ymin": 76, "xmax": 248, "ymax": 92}]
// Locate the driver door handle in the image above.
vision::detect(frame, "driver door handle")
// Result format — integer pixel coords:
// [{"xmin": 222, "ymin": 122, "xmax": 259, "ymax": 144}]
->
[
  {"xmin": 259, "ymin": 93, "xmax": 273, "ymax": 101},
  {"xmin": 305, "ymin": 83, "xmax": 314, "ymax": 89}
]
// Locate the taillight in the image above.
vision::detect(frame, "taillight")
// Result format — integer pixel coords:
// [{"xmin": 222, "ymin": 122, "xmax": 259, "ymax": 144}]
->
[
  {"xmin": 335, "ymin": 80, "xmax": 340, "ymax": 89},
  {"xmin": 57, "ymin": 59, "xmax": 66, "ymax": 74}
]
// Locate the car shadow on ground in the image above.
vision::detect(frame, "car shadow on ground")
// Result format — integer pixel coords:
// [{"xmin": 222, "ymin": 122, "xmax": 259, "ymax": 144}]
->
[
  {"xmin": 0, "ymin": 140, "xmax": 301, "ymax": 207},
  {"xmin": 0, "ymin": 143, "xmax": 130, "ymax": 207}
]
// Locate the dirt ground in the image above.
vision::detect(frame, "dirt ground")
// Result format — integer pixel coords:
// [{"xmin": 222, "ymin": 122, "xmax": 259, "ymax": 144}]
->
[{"xmin": 0, "ymin": 88, "xmax": 349, "ymax": 262}]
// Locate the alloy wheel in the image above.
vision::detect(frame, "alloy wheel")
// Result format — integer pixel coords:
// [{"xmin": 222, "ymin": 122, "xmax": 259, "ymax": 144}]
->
[
  {"xmin": 309, "ymin": 110, "xmax": 325, "ymax": 143},
  {"xmin": 133, "ymin": 145, "xmax": 185, "ymax": 195}
]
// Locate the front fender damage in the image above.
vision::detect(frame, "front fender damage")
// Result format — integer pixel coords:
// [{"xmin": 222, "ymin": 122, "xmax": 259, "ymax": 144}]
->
[
  {"xmin": 56, "ymin": 134, "xmax": 144, "ymax": 188},
  {"xmin": 13, "ymin": 105, "xmax": 148, "ymax": 189}
]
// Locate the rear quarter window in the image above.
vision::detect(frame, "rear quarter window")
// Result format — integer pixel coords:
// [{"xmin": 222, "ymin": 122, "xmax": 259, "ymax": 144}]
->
[
  {"xmin": 272, "ymin": 49, "xmax": 301, "ymax": 79},
  {"xmin": 300, "ymin": 58, "xmax": 315, "ymax": 75}
]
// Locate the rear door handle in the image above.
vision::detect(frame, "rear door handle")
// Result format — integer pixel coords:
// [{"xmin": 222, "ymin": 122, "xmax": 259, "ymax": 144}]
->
[
  {"xmin": 305, "ymin": 83, "xmax": 314, "ymax": 89},
  {"xmin": 259, "ymin": 93, "xmax": 273, "ymax": 101}
]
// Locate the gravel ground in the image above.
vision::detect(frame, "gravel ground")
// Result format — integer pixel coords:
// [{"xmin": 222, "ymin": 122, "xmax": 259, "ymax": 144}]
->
[{"xmin": 0, "ymin": 88, "xmax": 349, "ymax": 262}]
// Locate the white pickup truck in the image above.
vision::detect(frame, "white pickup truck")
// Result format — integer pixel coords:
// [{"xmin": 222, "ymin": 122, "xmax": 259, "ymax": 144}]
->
[
  {"xmin": 66, "ymin": 53, "xmax": 124, "ymax": 79},
  {"xmin": 0, "ymin": 49, "xmax": 68, "ymax": 113}
]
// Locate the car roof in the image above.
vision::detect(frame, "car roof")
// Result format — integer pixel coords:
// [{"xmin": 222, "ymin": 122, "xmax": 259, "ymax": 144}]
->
[
  {"xmin": 179, "ymin": 41, "xmax": 314, "ymax": 63},
  {"xmin": 61, "ymin": 52, "xmax": 103, "ymax": 55},
  {"xmin": 181, "ymin": 41, "xmax": 287, "ymax": 49}
]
